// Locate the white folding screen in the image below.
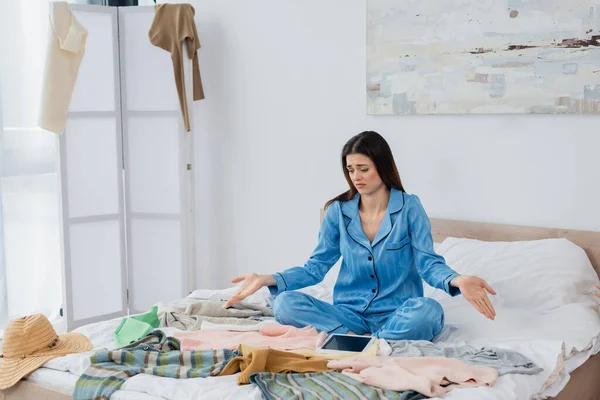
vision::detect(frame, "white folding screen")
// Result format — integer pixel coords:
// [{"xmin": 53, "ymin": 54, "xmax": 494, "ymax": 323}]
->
[
  {"xmin": 59, "ymin": 4, "xmax": 195, "ymax": 329},
  {"xmin": 59, "ymin": 6, "xmax": 127, "ymax": 329},
  {"xmin": 119, "ymin": 7, "xmax": 195, "ymax": 315}
]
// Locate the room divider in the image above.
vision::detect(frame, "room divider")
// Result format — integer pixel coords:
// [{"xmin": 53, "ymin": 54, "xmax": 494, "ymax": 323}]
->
[{"xmin": 58, "ymin": 4, "xmax": 197, "ymax": 329}]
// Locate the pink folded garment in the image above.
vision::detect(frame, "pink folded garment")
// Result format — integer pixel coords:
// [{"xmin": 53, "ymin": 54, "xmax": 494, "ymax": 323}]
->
[
  {"xmin": 327, "ymin": 355, "xmax": 498, "ymax": 397},
  {"xmin": 174, "ymin": 325, "xmax": 328, "ymax": 352}
]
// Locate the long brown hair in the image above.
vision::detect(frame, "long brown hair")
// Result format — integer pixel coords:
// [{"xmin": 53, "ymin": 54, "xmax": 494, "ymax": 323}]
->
[{"xmin": 325, "ymin": 131, "xmax": 405, "ymax": 209}]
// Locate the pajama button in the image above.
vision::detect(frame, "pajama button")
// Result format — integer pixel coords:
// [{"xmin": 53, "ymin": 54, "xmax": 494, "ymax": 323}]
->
[
  {"xmin": 370, "ymin": 275, "xmax": 375, "ymax": 278},
  {"xmin": 368, "ymin": 256, "xmax": 372, "ymax": 261},
  {"xmin": 371, "ymin": 289, "xmax": 376, "ymax": 293}
]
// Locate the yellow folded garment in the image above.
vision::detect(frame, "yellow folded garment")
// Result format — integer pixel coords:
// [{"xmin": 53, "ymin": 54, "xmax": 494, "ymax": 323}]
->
[{"xmin": 218, "ymin": 344, "xmax": 330, "ymax": 385}]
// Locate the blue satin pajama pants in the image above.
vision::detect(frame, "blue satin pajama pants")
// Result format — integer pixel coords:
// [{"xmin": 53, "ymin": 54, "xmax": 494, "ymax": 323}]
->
[{"xmin": 272, "ymin": 291, "xmax": 444, "ymax": 341}]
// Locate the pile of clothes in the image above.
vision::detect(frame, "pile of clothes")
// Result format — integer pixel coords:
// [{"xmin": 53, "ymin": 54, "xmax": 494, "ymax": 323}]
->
[{"xmin": 0, "ymin": 296, "xmax": 544, "ymax": 400}]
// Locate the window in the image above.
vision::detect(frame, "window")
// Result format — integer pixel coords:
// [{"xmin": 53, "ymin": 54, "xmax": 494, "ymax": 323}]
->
[{"xmin": 0, "ymin": 0, "xmax": 63, "ymax": 333}]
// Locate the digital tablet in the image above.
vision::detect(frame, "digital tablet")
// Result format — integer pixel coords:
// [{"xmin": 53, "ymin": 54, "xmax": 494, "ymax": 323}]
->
[{"xmin": 316, "ymin": 333, "xmax": 376, "ymax": 355}]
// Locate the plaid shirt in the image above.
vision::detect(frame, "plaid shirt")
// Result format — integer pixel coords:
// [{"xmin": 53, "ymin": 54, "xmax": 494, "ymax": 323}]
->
[
  {"xmin": 73, "ymin": 330, "xmax": 236, "ymax": 400},
  {"xmin": 249, "ymin": 372, "xmax": 424, "ymax": 400}
]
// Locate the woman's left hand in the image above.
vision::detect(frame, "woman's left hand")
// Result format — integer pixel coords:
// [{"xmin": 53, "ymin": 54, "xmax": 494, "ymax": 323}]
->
[{"xmin": 451, "ymin": 275, "xmax": 497, "ymax": 320}]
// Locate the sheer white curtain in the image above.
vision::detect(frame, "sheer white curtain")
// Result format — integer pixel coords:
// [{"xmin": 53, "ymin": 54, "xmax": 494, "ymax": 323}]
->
[
  {"xmin": 0, "ymin": 0, "xmax": 63, "ymax": 333},
  {"xmin": 0, "ymin": 83, "xmax": 7, "ymax": 330}
]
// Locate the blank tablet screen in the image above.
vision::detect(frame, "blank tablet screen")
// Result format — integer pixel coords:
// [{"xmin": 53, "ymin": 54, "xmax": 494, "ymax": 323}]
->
[{"xmin": 321, "ymin": 335, "xmax": 372, "ymax": 352}]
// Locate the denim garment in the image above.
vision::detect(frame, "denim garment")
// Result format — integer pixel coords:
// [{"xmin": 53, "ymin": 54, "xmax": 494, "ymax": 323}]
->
[{"xmin": 269, "ymin": 188, "xmax": 460, "ymax": 340}]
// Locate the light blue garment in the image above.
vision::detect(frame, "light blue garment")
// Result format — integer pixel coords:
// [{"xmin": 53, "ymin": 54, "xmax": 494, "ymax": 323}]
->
[
  {"xmin": 269, "ymin": 188, "xmax": 461, "ymax": 340},
  {"xmin": 273, "ymin": 291, "xmax": 445, "ymax": 341},
  {"xmin": 387, "ymin": 340, "xmax": 543, "ymax": 376}
]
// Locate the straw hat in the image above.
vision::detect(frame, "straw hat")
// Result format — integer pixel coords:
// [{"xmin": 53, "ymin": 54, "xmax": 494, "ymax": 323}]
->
[{"xmin": 0, "ymin": 314, "xmax": 92, "ymax": 390}]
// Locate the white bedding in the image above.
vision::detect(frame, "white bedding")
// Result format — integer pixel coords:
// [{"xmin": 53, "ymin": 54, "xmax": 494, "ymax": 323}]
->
[
  {"xmin": 28, "ymin": 315, "xmax": 264, "ymax": 400},
  {"xmin": 27, "ymin": 286, "xmax": 599, "ymax": 400},
  {"xmin": 27, "ymin": 238, "xmax": 600, "ymax": 400}
]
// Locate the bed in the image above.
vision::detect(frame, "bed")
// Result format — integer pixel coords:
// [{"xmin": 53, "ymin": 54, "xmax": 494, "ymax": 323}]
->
[
  {"xmin": 4, "ymin": 218, "xmax": 600, "ymax": 400},
  {"xmin": 429, "ymin": 218, "xmax": 600, "ymax": 400}
]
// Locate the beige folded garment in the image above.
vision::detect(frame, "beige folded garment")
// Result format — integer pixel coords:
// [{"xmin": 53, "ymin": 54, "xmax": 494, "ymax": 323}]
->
[
  {"xmin": 158, "ymin": 299, "xmax": 273, "ymax": 331},
  {"xmin": 39, "ymin": 2, "xmax": 87, "ymax": 134}
]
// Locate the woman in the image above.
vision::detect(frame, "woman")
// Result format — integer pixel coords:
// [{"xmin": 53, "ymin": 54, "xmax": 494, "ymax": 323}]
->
[{"xmin": 224, "ymin": 131, "xmax": 496, "ymax": 341}]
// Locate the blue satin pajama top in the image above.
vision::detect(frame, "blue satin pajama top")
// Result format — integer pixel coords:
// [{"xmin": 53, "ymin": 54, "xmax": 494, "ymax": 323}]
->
[{"xmin": 270, "ymin": 188, "xmax": 461, "ymax": 315}]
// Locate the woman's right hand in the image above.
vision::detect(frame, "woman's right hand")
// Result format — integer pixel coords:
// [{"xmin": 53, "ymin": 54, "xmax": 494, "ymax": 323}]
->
[{"xmin": 224, "ymin": 273, "xmax": 276, "ymax": 308}]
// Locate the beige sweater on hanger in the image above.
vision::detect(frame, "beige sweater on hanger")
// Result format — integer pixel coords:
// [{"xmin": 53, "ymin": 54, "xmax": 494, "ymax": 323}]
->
[
  {"xmin": 149, "ymin": 4, "xmax": 205, "ymax": 132},
  {"xmin": 39, "ymin": 2, "xmax": 88, "ymax": 135}
]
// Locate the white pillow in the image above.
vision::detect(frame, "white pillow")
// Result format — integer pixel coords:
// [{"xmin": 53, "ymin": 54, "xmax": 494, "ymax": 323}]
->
[{"xmin": 432, "ymin": 237, "xmax": 599, "ymax": 311}]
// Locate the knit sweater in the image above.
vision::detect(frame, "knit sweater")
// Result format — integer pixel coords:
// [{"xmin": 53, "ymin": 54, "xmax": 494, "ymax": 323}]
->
[
  {"xmin": 149, "ymin": 4, "xmax": 204, "ymax": 132},
  {"xmin": 219, "ymin": 344, "xmax": 330, "ymax": 385},
  {"xmin": 174, "ymin": 324, "xmax": 327, "ymax": 352},
  {"xmin": 328, "ymin": 355, "xmax": 498, "ymax": 397}
]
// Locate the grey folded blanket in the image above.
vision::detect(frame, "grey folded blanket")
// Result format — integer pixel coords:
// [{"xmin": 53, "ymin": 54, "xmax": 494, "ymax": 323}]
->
[
  {"xmin": 388, "ymin": 340, "xmax": 543, "ymax": 376},
  {"xmin": 158, "ymin": 299, "xmax": 274, "ymax": 331}
]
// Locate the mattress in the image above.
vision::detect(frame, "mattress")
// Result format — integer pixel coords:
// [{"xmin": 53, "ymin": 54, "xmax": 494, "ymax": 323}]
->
[{"xmin": 23, "ymin": 284, "xmax": 600, "ymax": 400}]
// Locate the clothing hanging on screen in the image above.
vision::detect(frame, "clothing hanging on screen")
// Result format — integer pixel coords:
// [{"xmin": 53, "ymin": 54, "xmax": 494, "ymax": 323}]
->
[
  {"xmin": 149, "ymin": 4, "xmax": 205, "ymax": 132},
  {"xmin": 39, "ymin": 1, "xmax": 88, "ymax": 134}
]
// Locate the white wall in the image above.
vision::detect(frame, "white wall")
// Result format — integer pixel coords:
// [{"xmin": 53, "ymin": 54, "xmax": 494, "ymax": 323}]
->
[{"xmin": 189, "ymin": 0, "xmax": 600, "ymax": 289}]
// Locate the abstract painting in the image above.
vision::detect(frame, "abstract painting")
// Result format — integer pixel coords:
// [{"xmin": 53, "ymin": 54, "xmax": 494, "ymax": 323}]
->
[{"xmin": 367, "ymin": 0, "xmax": 600, "ymax": 115}]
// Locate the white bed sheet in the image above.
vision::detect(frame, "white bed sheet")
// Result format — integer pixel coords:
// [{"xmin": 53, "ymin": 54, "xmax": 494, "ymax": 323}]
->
[
  {"xmin": 27, "ymin": 284, "xmax": 599, "ymax": 400},
  {"xmin": 27, "ymin": 368, "xmax": 170, "ymax": 400},
  {"xmin": 27, "ymin": 313, "xmax": 263, "ymax": 400}
]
